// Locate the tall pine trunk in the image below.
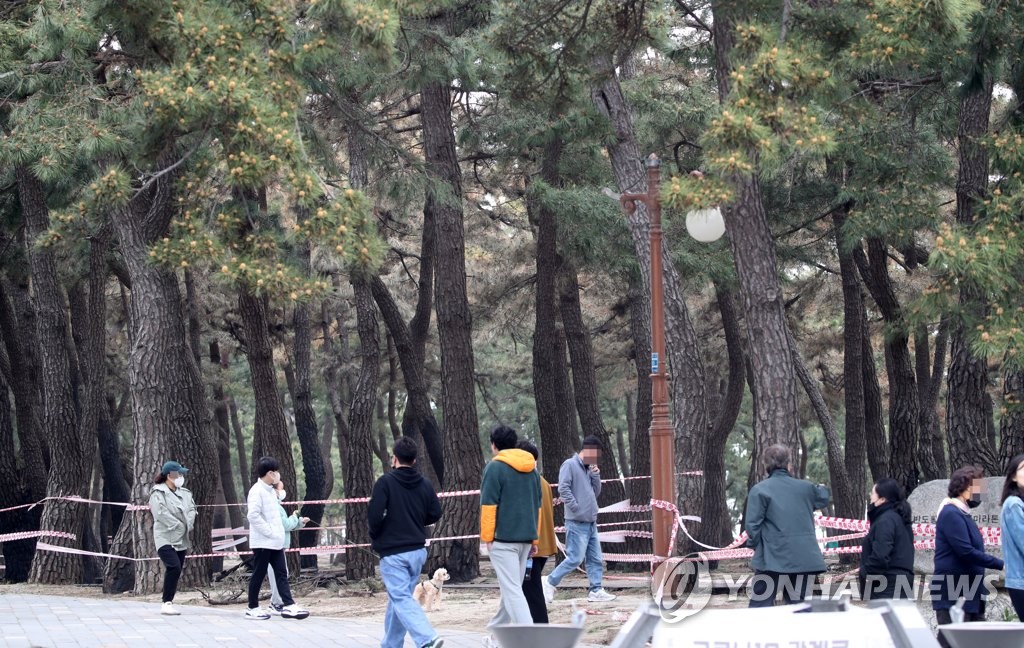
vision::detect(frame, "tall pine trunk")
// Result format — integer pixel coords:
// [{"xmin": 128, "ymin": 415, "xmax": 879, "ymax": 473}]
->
[
  {"xmin": 291, "ymin": 232, "xmax": 327, "ymax": 569},
  {"xmin": 710, "ymin": 5, "xmax": 799, "ymax": 458},
  {"xmin": 19, "ymin": 167, "xmax": 85, "ymax": 585},
  {"xmin": 835, "ymin": 211, "xmax": 867, "ymax": 502},
  {"xmin": 855, "ymin": 240, "xmax": 920, "ymax": 492},
  {"xmin": 590, "ymin": 52, "xmax": 711, "ymax": 537},
  {"xmin": 105, "ymin": 154, "xmax": 216, "ymax": 594},
  {"xmin": 345, "ymin": 277, "xmax": 379, "ymax": 580},
  {"xmin": 530, "ymin": 136, "xmax": 580, "ymax": 488},
  {"xmin": 701, "ymin": 286, "xmax": 746, "ymax": 547},
  {"xmin": 947, "ymin": 73, "xmax": 1000, "ymax": 475},
  {"xmin": 421, "ymin": 78, "xmax": 484, "ymax": 582},
  {"xmin": 559, "ymin": 264, "xmax": 625, "ymax": 505}
]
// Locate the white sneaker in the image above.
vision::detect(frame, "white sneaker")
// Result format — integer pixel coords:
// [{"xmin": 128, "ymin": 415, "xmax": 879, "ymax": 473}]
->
[
  {"xmin": 268, "ymin": 603, "xmax": 284, "ymax": 616},
  {"xmin": 587, "ymin": 588, "xmax": 617, "ymax": 602},
  {"xmin": 541, "ymin": 577, "xmax": 556, "ymax": 604},
  {"xmin": 280, "ymin": 603, "xmax": 310, "ymax": 620},
  {"xmin": 482, "ymin": 635, "xmax": 498, "ymax": 648},
  {"xmin": 160, "ymin": 602, "xmax": 180, "ymax": 616},
  {"xmin": 245, "ymin": 607, "xmax": 271, "ymax": 620}
]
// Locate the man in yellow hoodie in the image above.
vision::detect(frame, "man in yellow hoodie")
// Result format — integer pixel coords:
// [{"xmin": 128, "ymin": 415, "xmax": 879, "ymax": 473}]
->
[{"xmin": 480, "ymin": 425, "xmax": 542, "ymax": 633}]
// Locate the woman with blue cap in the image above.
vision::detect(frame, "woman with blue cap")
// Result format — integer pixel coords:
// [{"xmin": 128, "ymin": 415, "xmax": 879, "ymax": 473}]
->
[{"xmin": 150, "ymin": 460, "xmax": 197, "ymax": 615}]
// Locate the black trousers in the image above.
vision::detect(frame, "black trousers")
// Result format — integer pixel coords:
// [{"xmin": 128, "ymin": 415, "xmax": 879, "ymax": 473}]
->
[
  {"xmin": 248, "ymin": 548, "xmax": 294, "ymax": 609},
  {"xmin": 936, "ymin": 601, "xmax": 986, "ymax": 648},
  {"xmin": 521, "ymin": 556, "xmax": 549, "ymax": 624},
  {"xmin": 748, "ymin": 571, "xmax": 817, "ymax": 607},
  {"xmin": 1009, "ymin": 588, "xmax": 1024, "ymax": 622},
  {"xmin": 157, "ymin": 545, "xmax": 187, "ymax": 603}
]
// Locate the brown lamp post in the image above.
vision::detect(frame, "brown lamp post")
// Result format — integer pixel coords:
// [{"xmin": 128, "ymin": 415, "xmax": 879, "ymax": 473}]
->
[{"xmin": 618, "ymin": 153, "xmax": 676, "ymax": 565}]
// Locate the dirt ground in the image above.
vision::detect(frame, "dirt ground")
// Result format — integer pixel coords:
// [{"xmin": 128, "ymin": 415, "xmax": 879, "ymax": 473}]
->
[{"xmin": 0, "ymin": 561, "xmax": 661, "ymax": 646}]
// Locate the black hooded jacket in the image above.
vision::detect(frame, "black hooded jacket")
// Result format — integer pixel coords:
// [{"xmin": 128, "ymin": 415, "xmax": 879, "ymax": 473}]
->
[
  {"xmin": 860, "ymin": 501, "xmax": 915, "ymax": 585},
  {"xmin": 367, "ymin": 466, "xmax": 443, "ymax": 557}
]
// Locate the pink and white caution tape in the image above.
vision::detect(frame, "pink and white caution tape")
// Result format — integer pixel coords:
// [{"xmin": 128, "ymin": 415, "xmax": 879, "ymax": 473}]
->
[{"xmin": 0, "ymin": 530, "xmax": 77, "ymax": 543}]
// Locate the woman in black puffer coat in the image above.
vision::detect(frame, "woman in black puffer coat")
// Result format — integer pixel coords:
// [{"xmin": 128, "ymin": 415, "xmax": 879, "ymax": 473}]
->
[{"xmin": 859, "ymin": 478, "xmax": 916, "ymax": 600}]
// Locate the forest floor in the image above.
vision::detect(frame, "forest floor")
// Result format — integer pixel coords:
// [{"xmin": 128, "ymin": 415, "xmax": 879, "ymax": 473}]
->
[{"xmin": 0, "ymin": 559, "xmax": 685, "ymax": 646}]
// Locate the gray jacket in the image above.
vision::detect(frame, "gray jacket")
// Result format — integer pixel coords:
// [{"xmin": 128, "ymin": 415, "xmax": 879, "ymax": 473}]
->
[
  {"xmin": 150, "ymin": 483, "xmax": 196, "ymax": 551},
  {"xmin": 558, "ymin": 455, "xmax": 602, "ymax": 523},
  {"xmin": 744, "ymin": 468, "xmax": 830, "ymax": 574}
]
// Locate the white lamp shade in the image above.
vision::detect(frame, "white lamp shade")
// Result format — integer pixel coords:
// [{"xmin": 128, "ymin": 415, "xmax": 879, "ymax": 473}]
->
[{"xmin": 685, "ymin": 207, "xmax": 726, "ymax": 243}]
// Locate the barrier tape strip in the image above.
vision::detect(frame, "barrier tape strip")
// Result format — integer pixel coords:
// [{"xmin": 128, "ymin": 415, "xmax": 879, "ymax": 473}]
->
[
  {"xmin": 0, "ymin": 530, "xmax": 77, "ymax": 543},
  {"xmin": 0, "ymin": 471, "xmax": 704, "ymax": 515}
]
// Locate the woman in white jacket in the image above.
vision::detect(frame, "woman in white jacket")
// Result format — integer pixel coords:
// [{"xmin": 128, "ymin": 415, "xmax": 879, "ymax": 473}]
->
[
  {"xmin": 149, "ymin": 460, "xmax": 196, "ymax": 616},
  {"xmin": 245, "ymin": 456, "xmax": 309, "ymax": 620}
]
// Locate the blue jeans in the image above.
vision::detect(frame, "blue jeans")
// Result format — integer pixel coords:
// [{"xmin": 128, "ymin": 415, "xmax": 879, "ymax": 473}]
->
[
  {"xmin": 380, "ymin": 548, "xmax": 436, "ymax": 648},
  {"xmin": 547, "ymin": 519, "xmax": 603, "ymax": 592}
]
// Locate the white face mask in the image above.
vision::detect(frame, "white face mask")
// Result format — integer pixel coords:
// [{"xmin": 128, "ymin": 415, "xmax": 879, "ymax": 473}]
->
[
  {"xmin": 173, "ymin": 475, "xmax": 185, "ymax": 488},
  {"xmin": 277, "ymin": 490, "xmax": 287, "ymax": 501}
]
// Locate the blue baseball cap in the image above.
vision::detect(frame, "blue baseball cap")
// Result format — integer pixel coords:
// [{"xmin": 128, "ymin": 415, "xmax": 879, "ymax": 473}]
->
[{"xmin": 161, "ymin": 461, "xmax": 189, "ymax": 475}]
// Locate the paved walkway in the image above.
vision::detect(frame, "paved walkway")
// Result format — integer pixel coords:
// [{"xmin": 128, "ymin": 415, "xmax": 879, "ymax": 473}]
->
[{"xmin": 0, "ymin": 594, "xmax": 490, "ymax": 648}]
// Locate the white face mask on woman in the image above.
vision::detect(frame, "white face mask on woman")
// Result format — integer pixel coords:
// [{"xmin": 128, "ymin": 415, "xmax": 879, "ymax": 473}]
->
[
  {"xmin": 173, "ymin": 475, "xmax": 185, "ymax": 488},
  {"xmin": 277, "ymin": 490, "xmax": 287, "ymax": 501}
]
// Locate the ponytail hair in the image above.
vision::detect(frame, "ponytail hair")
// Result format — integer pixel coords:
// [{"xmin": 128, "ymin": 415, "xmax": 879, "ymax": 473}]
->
[{"xmin": 154, "ymin": 471, "xmax": 169, "ymax": 484}]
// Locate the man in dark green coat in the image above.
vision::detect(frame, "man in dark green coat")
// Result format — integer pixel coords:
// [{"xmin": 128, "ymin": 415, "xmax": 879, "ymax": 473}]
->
[{"xmin": 744, "ymin": 444, "xmax": 830, "ymax": 607}]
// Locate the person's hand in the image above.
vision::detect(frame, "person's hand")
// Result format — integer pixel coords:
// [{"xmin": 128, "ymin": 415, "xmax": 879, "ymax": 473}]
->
[
  {"xmin": 485, "ymin": 542, "xmax": 493, "ymax": 555},
  {"xmin": 300, "ymin": 517, "xmax": 310, "ymax": 525},
  {"xmin": 530, "ymin": 544, "xmax": 538, "ymax": 557},
  {"xmin": 590, "ymin": 464, "xmax": 600, "ymax": 475}
]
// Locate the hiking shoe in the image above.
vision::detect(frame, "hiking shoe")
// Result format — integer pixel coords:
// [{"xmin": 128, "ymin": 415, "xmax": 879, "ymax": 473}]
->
[
  {"xmin": 422, "ymin": 638, "xmax": 445, "ymax": 648},
  {"xmin": 281, "ymin": 604, "xmax": 310, "ymax": 620},
  {"xmin": 245, "ymin": 607, "xmax": 271, "ymax": 620},
  {"xmin": 160, "ymin": 602, "xmax": 180, "ymax": 616},
  {"xmin": 542, "ymin": 577, "xmax": 556, "ymax": 604},
  {"xmin": 268, "ymin": 603, "xmax": 284, "ymax": 615},
  {"xmin": 587, "ymin": 588, "xmax": 617, "ymax": 602}
]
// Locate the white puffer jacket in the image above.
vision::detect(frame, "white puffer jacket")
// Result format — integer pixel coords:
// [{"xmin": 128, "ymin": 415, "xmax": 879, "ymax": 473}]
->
[{"xmin": 247, "ymin": 480, "xmax": 286, "ymax": 549}]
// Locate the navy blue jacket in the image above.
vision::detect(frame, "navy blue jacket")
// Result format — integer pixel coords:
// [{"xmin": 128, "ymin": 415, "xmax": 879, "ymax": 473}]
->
[{"xmin": 929, "ymin": 502, "xmax": 1003, "ymax": 612}]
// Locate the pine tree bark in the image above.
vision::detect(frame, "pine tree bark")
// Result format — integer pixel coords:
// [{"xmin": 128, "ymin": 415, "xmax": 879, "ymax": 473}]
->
[
  {"xmin": 947, "ymin": 73, "xmax": 1000, "ymax": 475},
  {"xmin": 370, "ymin": 278, "xmax": 443, "ymax": 489},
  {"xmin": 529, "ymin": 135, "xmax": 581, "ymax": 488},
  {"xmin": 210, "ymin": 341, "xmax": 245, "ymax": 534},
  {"xmin": 19, "ymin": 167, "xmax": 85, "ymax": 585},
  {"xmin": 701, "ymin": 286, "xmax": 746, "ymax": 547},
  {"xmin": 290, "ymin": 231, "xmax": 327, "ymax": 569},
  {"xmin": 0, "ymin": 370, "xmax": 36, "ymax": 582},
  {"xmin": 238, "ymin": 289, "xmax": 297, "ymax": 486},
  {"xmin": 623, "ymin": 277, "xmax": 653, "ymax": 558},
  {"xmin": 421, "ymin": 78, "xmax": 483, "ymax": 582},
  {"xmin": 345, "ymin": 277, "xmax": 379, "ymax": 580},
  {"xmin": 0, "ymin": 276, "xmax": 47, "ymax": 503},
  {"xmin": 861, "ymin": 309, "xmax": 888, "ymax": 482},
  {"xmin": 559, "ymin": 264, "xmax": 625, "ymax": 506},
  {"xmin": 834, "ymin": 211, "xmax": 867, "ymax": 501},
  {"xmin": 590, "ymin": 51, "xmax": 711, "ymax": 530},
  {"xmin": 710, "ymin": 2, "xmax": 799, "ymax": 458},
  {"xmin": 855, "ymin": 239, "xmax": 920, "ymax": 492},
  {"xmin": 916, "ymin": 323, "xmax": 949, "ymax": 480},
  {"xmin": 1000, "ymin": 368, "xmax": 1024, "ymax": 464},
  {"xmin": 105, "ymin": 154, "xmax": 216, "ymax": 594}
]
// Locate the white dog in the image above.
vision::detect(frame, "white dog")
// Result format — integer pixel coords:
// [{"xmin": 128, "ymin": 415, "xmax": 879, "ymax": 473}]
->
[{"xmin": 413, "ymin": 567, "xmax": 450, "ymax": 612}]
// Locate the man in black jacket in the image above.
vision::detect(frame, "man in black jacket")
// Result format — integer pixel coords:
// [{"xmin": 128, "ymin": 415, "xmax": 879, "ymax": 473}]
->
[{"xmin": 368, "ymin": 437, "xmax": 445, "ymax": 648}]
